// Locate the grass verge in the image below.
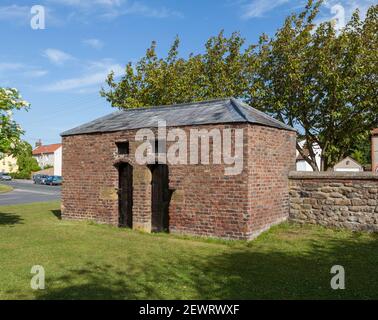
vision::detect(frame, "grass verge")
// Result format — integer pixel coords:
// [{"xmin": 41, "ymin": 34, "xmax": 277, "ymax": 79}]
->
[
  {"xmin": 0, "ymin": 201, "xmax": 378, "ymax": 299},
  {"xmin": 0, "ymin": 184, "xmax": 13, "ymax": 194}
]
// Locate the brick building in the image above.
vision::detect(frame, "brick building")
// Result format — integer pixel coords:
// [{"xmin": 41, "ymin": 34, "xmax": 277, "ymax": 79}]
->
[{"xmin": 61, "ymin": 98, "xmax": 296, "ymax": 240}]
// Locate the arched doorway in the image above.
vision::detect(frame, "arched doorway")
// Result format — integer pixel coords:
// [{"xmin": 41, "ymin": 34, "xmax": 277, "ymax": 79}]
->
[
  {"xmin": 118, "ymin": 163, "xmax": 133, "ymax": 228},
  {"xmin": 149, "ymin": 164, "xmax": 170, "ymax": 232}
]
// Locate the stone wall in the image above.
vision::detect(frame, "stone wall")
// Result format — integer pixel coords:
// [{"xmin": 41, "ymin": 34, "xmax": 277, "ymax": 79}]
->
[{"xmin": 289, "ymin": 172, "xmax": 378, "ymax": 231}]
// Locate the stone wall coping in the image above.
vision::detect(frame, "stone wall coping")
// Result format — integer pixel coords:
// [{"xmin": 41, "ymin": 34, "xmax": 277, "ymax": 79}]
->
[{"xmin": 289, "ymin": 171, "xmax": 378, "ymax": 180}]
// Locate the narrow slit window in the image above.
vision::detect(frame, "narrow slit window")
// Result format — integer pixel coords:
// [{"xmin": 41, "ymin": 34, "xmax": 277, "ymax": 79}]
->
[
  {"xmin": 152, "ymin": 140, "xmax": 166, "ymax": 155},
  {"xmin": 116, "ymin": 141, "xmax": 130, "ymax": 155}
]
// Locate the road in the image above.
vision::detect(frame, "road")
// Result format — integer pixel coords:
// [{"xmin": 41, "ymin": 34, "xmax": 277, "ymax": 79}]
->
[{"xmin": 0, "ymin": 180, "xmax": 61, "ymax": 205}]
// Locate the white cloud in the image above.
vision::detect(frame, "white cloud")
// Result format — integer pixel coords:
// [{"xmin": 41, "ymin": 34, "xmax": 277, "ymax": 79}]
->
[
  {"xmin": 48, "ymin": 0, "xmax": 181, "ymax": 19},
  {"xmin": 330, "ymin": 4, "xmax": 346, "ymax": 30},
  {"xmin": 0, "ymin": 4, "xmax": 61, "ymax": 26},
  {"xmin": 0, "ymin": 62, "xmax": 24, "ymax": 71},
  {"xmin": 49, "ymin": 0, "xmax": 123, "ymax": 8},
  {"xmin": 44, "ymin": 49, "xmax": 74, "ymax": 65},
  {"xmin": 24, "ymin": 69, "xmax": 49, "ymax": 78},
  {"xmin": 42, "ymin": 59, "xmax": 123, "ymax": 92},
  {"xmin": 83, "ymin": 38, "xmax": 104, "ymax": 49},
  {"xmin": 0, "ymin": 62, "xmax": 48, "ymax": 79},
  {"xmin": 121, "ymin": 2, "xmax": 183, "ymax": 18},
  {"xmin": 240, "ymin": 0, "xmax": 375, "ymax": 22},
  {"xmin": 320, "ymin": 0, "xmax": 375, "ymax": 29},
  {"xmin": 241, "ymin": 0, "xmax": 290, "ymax": 19},
  {"xmin": 0, "ymin": 5, "xmax": 30, "ymax": 21}
]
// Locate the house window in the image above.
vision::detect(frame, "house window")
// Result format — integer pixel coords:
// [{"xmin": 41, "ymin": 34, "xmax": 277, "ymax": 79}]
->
[
  {"xmin": 116, "ymin": 141, "xmax": 130, "ymax": 155},
  {"xmin": 346, "ymin": 161, "xmax": 350, "ymax": 165}
]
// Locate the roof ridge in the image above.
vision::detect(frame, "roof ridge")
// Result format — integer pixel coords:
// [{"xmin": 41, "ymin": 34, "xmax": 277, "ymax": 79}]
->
[
  {"xmin": 335, "ymin": 156, "xmax": 362, "ymax": 166},
  {"xmin": 117, "ymin": 98, "xmax": 233, "ymax": 112},
  {"xmin": 234, "ymin": 99, "xmax": 296, "ymax": 132},
  {"xmin": 227, "ymin": 98, "xmax": 249, "ymax": 122},
  {"xmin": 37, "ymin": 143, "xmax": 61, "ymax": 147},
  {"xmin": 32, "ymin": 143, "xmax": 62, "ymax": 154}
]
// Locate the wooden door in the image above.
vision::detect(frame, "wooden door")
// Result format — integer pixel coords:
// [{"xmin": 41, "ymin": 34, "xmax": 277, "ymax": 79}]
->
[
  {"xmin": 118, "ymin": 163, "xmax": 133, "ymax": 228},
  {"xmin": 151, "ymin": 164, "xmax": 170, "ymax": 232}
]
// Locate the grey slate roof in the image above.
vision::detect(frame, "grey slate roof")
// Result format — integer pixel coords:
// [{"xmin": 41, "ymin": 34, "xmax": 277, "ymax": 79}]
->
[{"xmin": 61, "ymin": 98, "xmax": 295, "ymax": 136}]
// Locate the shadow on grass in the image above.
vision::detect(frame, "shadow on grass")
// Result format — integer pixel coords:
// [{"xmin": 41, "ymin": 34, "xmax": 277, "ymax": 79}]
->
[
  {"xmin": 51, "ymin": 210, "xmax": 61, "ymax": 220},
  {"xmin": 0, "ymin": 212, "xmax": 23, "ymax": 226},
  {"xmin": 35, "ymin": 262, "xmax": 164, "ymax": 300},
  {"xmin": 32, "ymin": 232, "xmax": 378, "ymax": 300}
]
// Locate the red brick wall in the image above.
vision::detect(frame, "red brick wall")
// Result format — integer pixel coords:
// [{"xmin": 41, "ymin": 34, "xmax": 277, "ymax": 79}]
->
[
  {"xmin": 62, "ymin": 123, "xmax": 296, "ymax": 240},
  {"xmin": 247, "ymin": 126, "xmax": 297, "ymax": 238}
]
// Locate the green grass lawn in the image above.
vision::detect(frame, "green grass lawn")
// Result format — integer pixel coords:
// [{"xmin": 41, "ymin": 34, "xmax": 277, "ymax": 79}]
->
[
  {"xmin": 0, "ymin": 184, "xmax": 13, "ymax": 193},
  {"xmin": 1, "ymin": 201, "xmax": 378, "ymax": 300}
]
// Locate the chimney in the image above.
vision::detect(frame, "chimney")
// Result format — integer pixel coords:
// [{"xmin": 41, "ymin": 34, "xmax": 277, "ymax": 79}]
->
[
  {"xmin": 372, "ymin": 129, "xmax": 378, "ymax": 172},
  {"xmin": 35, "ymin": 139, "xmax": 42, "ymax": 148}
]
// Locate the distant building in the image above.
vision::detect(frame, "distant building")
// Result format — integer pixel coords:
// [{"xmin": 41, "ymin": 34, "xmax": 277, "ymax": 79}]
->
[
  {"xmin": 32, "ymin": 143, "xmax": 62, "ymax": 176},
  {"xmin": 333, "ymin": 156, "xmax": 363, "ymax": 172},
  {"xmin": 0, "ymin": 154, "xmax": 18, "ymax": 173},
  {"xmin": 372, "ymin": 129, "xmax": 378, "ymax": 172}
]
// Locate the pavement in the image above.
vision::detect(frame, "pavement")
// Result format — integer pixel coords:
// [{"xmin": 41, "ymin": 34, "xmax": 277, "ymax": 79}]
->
[{"xmin": 0, "ymin": 180, "xmax": 61, "ymax": 206}]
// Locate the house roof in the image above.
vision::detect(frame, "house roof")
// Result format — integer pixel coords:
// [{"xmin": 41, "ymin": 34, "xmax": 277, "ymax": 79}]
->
[
  {"xmin": 333, "ymin": 156, "xmax": 363, "ymax": 169},
  {"xmin": 61, "ymin": 98, "xmax": 295, "ymax": 137},
  {"xmin": 32, "ymin": 143, "xmax": 62, "ymax": 155}
]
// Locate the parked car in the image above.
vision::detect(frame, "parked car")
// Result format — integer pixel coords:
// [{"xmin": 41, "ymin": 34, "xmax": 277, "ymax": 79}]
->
[
  {"xmin": 45, "ymin": 175, "xmax": 62, "ymax": 186},
  {"xmin": 44, "ymin": 176, "xmax": 53, "ymax": 185},
  {"xmin": 34, "ymin": 174, "xmax": 49, "ymax": 184},
  {"xmin": 0, "ymin": 173, "xmax": 12, "ymax": 181}
]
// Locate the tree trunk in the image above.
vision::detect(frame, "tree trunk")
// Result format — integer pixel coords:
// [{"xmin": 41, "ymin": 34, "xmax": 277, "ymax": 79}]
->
[
  {"xmin": 320, "ymin": 156, "xmax": 325, "ymax": 171},
  {"xmin": 307, "ymin": 157, "xmax": 319, "ymax": 171},
  {"xmin": 296, "ymin": 142, "xmax": 319, "ymax": 171}
]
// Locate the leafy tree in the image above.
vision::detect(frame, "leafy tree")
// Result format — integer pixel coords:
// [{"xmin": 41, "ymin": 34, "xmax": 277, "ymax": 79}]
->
[
  {"xmin": 351, "ymin": 131, "xmax": 371, "ymax": 166},
  {"xmin": 0, "ymin": 88, "xmax": 30, "ymax": 156},
  {"xmin": 100, "ymin": 31, "xmax": 255, "ymax": 108},
  {"xmin": 252, "ymin": 1, "xmax": 378, "ymax": 170},
  {"xmin": 13, "ymin": 141, "xmax": 40, "ymax": 179},
  {"xmin": 101, "ymin": 0, "xmax": 378, "ymax": 171}
]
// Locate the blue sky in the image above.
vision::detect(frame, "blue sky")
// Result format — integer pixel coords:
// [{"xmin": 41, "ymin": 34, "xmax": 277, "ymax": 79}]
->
[{"xmin": 0, "ymin": 0, "xmax": 375, "ymax": 147}]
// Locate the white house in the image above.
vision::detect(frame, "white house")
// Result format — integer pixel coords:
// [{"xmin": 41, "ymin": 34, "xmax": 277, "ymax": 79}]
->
[
  {"xmin": 32, "ymin": 143, "xmax": 62, "ymax": 176},
  {"xmin": 296, "ymin": 140, "xmax": 322, "ymax": 172},
  {"xmin": 333, "ymin": 156, "xmax": 363, "ymax": 172}
]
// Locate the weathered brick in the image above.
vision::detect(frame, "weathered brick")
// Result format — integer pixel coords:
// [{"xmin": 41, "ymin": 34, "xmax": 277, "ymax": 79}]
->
[{"xmin": 62, "ymin": 123, "xmax": 296, "ymax": 240}]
